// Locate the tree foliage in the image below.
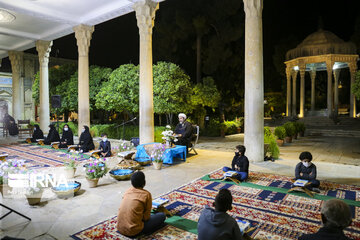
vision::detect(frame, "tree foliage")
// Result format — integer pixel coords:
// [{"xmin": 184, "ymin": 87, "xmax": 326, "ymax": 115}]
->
[
  {"xmin": 352, "ymin": 70, "xmax": 360, "ymax": 100},
  {"xmin": 191, "ymin": 77, "xmax": 221, "ymax": 109}
]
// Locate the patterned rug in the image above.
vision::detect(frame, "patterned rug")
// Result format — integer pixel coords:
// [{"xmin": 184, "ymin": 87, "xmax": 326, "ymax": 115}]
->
[
  {"xmin": 0, "ymin": 143, "xmax": 90, "ymax": 169},
  {"xmin": 70, "ymin": 169, "xmax": 360, "ymax": 240}
]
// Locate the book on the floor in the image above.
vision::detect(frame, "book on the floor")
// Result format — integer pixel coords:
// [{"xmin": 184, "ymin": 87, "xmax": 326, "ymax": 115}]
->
[
  {"xmin": 236, "ymin": 219, "xmax": 250, "ymax": 235},
  {"xmin": 36, "ymin": 139, "xmax": 44, "ymax": 142},
  {"xmin": 223, "ymin": 170, "xmax": 238, "ymax": 178},
  {"xmin": 152, "ymin": 198, "xmax": 169, "ymax": 208},
  {"xmin": 51, "ymin": 142, "xmax": 60, "ymax": 146},
  {"xmin": 293, "ymin": 179, "xmax": 309, "ymax": 187}
]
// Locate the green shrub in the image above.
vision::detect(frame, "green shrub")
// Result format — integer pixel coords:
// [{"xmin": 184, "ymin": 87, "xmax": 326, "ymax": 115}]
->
[
  {"xmin": 264, "ymin": 127, "xmax": 280, "ymax": 159},
  {"xmin": 297, "ymin": 122, "xmax": 306, "ymax": 133},
  {"xmin": 202, "ymin": 119, "xmax": 221, "ymax": 137},
  {"xmin": 274, "ymin": 126, "xmax": 286, "ymax": 140},
  {"xmin": 283, "ymin": 122, "xmax": 296, "ymax": 137},
  {"xmin": 223, "ymin": 121, "xmax": 238, "ymax": 134}
]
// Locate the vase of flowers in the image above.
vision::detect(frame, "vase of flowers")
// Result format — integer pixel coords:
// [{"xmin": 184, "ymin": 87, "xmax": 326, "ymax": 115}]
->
[
  {"xmin": 150, "ymin": 143, "xmax": 166, "ymax": 170},
  {"xmin": 62, "ymin": 155, "xmax": 78, "ymax": 179},
  {"xmin": 162, "ymin": 125, "xmax": 177, "ymax": 147},
  {"xmin": 0, "ymin": 159, "xmax": 27, "ymax": 197},
  {"xmin": 84, "ymin": 158, "xmax": 109, "ymax": 188}
]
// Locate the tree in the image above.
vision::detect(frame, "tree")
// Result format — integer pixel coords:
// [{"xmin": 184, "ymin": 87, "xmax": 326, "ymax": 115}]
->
[
  {"xmin": 352, "ymin": 70, "xmax": 360, "ymax": 100},
  {"xmin": 153, "ymin": 62, "xmax": 193, "ymax": 124},
  {"xmin": 191, "ymin": 77, "xmax": 221, "ymax": 128},
  {"xmin": 95, "ymin": 64, "xmax": 139, "ymax": 114}
]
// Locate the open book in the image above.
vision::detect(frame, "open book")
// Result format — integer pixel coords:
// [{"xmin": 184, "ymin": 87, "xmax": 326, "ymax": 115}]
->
[
  {"xmin": 152, "ymin": 198, "xmax": 169, "ymax": 209},
  {"xmin": 293, "ymin": 179, "xmax": 309, "ymax": 187},
  {"xmin": 223, "ymin": 170, "xmax": 238, "ymax": 178},
  {"xmin": 236, "ymin": 219, "xmax": 251, "ymax": 235}
]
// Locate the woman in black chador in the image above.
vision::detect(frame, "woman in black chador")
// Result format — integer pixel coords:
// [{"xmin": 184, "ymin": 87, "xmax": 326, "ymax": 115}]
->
[
  {"xmin": 44, "ymin": 124, "xmax": 60, "ymax": 145},
  {"xmin": 59, "ymin": 124, "xmax": 74, "ymax": 148},
  {"xmin": 79, "ymin": 125, "xmax": 95, "ymax": 153},
  {"xmin": 4, "ymin": 113, "xmax": 18, "ymax": 136},
  {"xmin": 30, "ymin": 124, "xmax": 44, "ymax": 142}
]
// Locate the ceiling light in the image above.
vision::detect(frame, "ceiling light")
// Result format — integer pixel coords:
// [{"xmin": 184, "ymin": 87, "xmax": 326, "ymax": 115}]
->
[{"xmin": 0, "ymin": 9, "xmax": 15, "ymax": 23}]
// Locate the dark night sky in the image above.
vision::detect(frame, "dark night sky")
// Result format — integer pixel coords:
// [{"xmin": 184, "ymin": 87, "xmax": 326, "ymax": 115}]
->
[{"xmin": 2, "ymin": 0, "xmax": 360, "ymax": 77}]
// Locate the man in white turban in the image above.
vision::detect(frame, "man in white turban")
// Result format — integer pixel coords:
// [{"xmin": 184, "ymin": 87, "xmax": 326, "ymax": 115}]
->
[{"xmin": 174, "ymin": 113, "xmax": 193, "ymax": 153}]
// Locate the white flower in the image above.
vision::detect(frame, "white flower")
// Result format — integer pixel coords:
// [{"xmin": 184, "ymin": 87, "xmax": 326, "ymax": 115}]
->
[{"xmin": 166, "ymin": 125, "xmax": 171, "ymax": 129}]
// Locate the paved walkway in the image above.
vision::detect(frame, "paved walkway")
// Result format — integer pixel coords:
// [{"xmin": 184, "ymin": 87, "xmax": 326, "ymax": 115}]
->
[{"xmin": 0, "ymin": 134, "xmax": 359, "ymax": 239}]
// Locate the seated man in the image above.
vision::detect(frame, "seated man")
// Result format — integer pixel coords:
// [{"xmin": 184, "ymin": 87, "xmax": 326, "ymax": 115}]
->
[
  {"xmin": 223, "ymin": 145, "xmax": 249, "ymax": 181},
  {"xmin": 299, "ymin": 199, "xmax": 353, "ymax": 240},
  {"xmin": 173, "ymin": 113, "xmax": 193, "ymax": 151},
  {"xmin": 44, "ymin": 124, "xmax": 60, "ymax": 145},
  {"xmin": 294, "ymin": 151, "xmax": 320, "ymax": 193},
  {"xmin": 117, "ymin": 171, "xmax": 166, "ymax": 237},
  {"xmin": 30, "ymin": 124, "xmax": 44, "ymax": 143},
  {"xmin": 99, "ymin": 133, "xmax": 111, "ymax": 157},
  {"xmin": 59, "ymin": 124, "xmax": 74, "ymax": 148},
  {"xmin": 198, "ymin": 189, "xmax": 243, "ymax": 240}
]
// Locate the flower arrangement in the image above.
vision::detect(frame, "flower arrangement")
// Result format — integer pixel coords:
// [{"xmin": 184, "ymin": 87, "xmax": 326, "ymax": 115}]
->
[
  {"xmin": 113, "ymin": 140, "xmax": 134, "ymax": 153},
  {"xmin": 0, "ymin": 159, "xmax": 27, "ymax": 185},
  {"xmin": 150, "ymin": 143, "xmax": 166, "ymax": 163},
  {"xmin": 84, "ymin": 158, "xmax": 109, "ymax": 180},
  {"xmin": 64, "ymin": 154, "xmax": 78, "ymax": 169},
  {"xmin": 161, "ymin": 125, "xmax": 178, "ymax": 143}
]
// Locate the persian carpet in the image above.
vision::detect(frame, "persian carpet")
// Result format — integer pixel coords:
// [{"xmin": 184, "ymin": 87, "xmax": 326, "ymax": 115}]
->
[
  {"xmin": 70, "ymin": 169, "xmax": 360, "ymax": 240},
  {"xmin": 0, "ymin": 143, "xmax": 90, "ymax": 169}
]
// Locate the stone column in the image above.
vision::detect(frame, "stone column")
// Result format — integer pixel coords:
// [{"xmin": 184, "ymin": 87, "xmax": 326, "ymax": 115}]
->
[
  {"xmin": 310, "ymin": 69, "xmax": 316, "ymax": 111},
  {"xmin": 74, "ymin": 24, "xmax": 94, "ymax": 136},
  {"xmin": 286, "ymin": 66, "xmax": 291, "ymax": 117},
  {"xmin": 333, "ymin": 69, "xmax": 340, "ymax": 118},
  {"xmin": 243, "ymin": 0, "xmax": 263, "ymax": 162},
  {"xmin": 326, "ymin": 61, "xmax": 334, "ymax": 117},
  {"xmin": 299, "ymin": 63, "xmax": 306, "ymax": 118},
  {"xmin": 8, "ymin": 51, "xmax": 23, "ymax": 121},
  {"xmin": 36, "ymin": 40, "xmax": 52, "ymax": 134},
  {"xmin": 291, "ymin": 70, "xmax": 298, "ymax": 117},
  {"xmin": 349, "ymin": 62, "xmax": 357, "ymax": 118},
  {"xmin": 134, "ymin": 0, "xmax": 159, "ymax": 144}
]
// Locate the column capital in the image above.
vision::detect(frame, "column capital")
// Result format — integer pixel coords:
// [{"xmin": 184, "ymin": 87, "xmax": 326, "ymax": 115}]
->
[
  {"xmin": 73, "ymin": 24, "xmax": 94, "ymax": 57},
  {"xmin": 36, "ymin": 40, "xmax": 53, "ymax": 65},
  {"xmin": 285, "ymin": 66, "xmax": 291, "ymax": 79},
  {"xmin": 326, "ymin": 60, "xmax": 334, "ymax": 73},
  {"xmin": 8, "ymin": 51, "xmax": 23, "ymax": 73},
  {"xmin": 310, "ymin": 69, "xmax": 316, "ymax": 79},
  {"xmin": 243, "ymin": 0, "xmax": 263, "ymax": 18},
  {"xmin": 291, "ymin": 69, "xmax": 298, "ymax": 79},
  {"xmin": 349, "ymin": 61, "xmax": 357, "ymax": 73},
  {"xmin": 133, "ymin": 0, "xmax": 159, "ymax": 39}
]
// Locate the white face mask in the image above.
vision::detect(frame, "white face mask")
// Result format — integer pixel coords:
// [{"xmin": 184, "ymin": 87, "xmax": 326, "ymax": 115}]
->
[
  {"xmin": 34, "ymin": 127, "xmax": 36, "ymax": 130},
  {"xmin": 82, "ymin": 129, "xmax": 85, "ymax": 133},
  {"xmin": 64, "ymin": 127, "xmax": 68, "ymax": 131},
  {"xmin": 302, "ymin": 162, "xmax": 311, "ymax": 168},
  {"xmin": 103, "ymin": 138, "xmax": 107, "ymax": 142}
]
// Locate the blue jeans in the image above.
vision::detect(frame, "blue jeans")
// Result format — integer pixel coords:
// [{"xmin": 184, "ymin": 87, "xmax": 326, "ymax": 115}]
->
[
  {"xmin": 222, "ymin": 167, "xmax": 248, "ymax": 181},
  {"xmin": 141, "ymin": 212, "xmax": 166, "ymax": 234}
]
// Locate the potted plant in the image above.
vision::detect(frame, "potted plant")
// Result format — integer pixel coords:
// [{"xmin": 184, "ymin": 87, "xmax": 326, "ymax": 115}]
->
[
  {"xmin": 150, "ymin": 143, "xmax": 166, "ymax": 170},
  {"xmin": 25, "ymin": 184, "xmax": 44, "ymax": 206},
  {"xmin": 274, "ymin": 126, "xmax": 286, "ymax": 146},
  {"xmin": 62, "ymin": 155, "xmax": 78, "ymax": 179},
  {"xmin": 161, "ymin": 125, "xmax": 177, "ymax": 147},
  {"xmin": 0, "ymin": 159, "xmax": 26, "ymax": 197},
  {"xmin": 292, "ymin": 122, "xmax": 301, "ymax": 139},
  {"xmin": 234, "ymin": 118, "xmax": 243, "ymax": 133},
  {"xmin": 297, "ymin": 122, "xmax": 306, "ymax": 137},
  {"xmin": 84, "ymin": 158, "xmax": 109, "ymax": 188},
  {"xmin": 283, "ymin": 122, "xmax": 295, "ymax": 143}
]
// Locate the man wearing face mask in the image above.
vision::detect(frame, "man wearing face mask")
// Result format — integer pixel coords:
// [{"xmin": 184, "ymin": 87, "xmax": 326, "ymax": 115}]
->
[
  {"xmin": 294, "ymin": 151, "xmax": 320, "ymax": 193},
  {"xmin": 99, "ymin": 133, "xmax": 111, "ymax": 157},
  {"xmin": 222, "ymin": 145, "xmax": 249, "ymax": 181}
]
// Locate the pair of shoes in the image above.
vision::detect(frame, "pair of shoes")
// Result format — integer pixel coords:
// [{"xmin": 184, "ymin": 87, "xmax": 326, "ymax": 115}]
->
[{"xmin": 311, "ymin": 187, "xmax": 320, "ymax": 193}]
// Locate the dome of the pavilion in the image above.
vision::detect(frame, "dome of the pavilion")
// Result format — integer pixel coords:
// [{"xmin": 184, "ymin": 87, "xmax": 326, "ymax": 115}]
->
[{"xmin": 286, "ymin": 29, "xmax": 357, "ymax": 60}]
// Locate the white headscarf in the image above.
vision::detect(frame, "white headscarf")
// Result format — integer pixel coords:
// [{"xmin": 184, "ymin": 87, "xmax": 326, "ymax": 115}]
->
[{"xmin": 178, "ymin": 113, "xmax": 187, "ymax": 119}]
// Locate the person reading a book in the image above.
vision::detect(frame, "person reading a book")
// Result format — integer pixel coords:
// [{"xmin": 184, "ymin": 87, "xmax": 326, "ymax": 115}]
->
[
  {"xmin": 294, "ymin": 151, "xmax": 320, "ymax": 193},
  {"xmin": 30, "ymin": 124, "xmax": 44, "ymax": 143},
  {"xmin": 99, "ymin": 133, "xmax": 111, "ymax": 157},
  {"xmin": 299, "ymin": 199, "xmax": 353, "ymax": 240},
  {"xmin": 44, "ymin": 124, "xmax": 60, "ymax": 145},
  {"xmin": 223, "ymin": 145, "xmax": 249, "ymax": 181},
  {"xmin": 59, "ymin": 124, "xmax": 74, "ymax": 148},
  {"xmin": 117, "ymin": 171, "xmax": 166, "ymax": 237},
  {"xmin": 198, "ymin": 189, "xmax": 243, "ymax": 240}
]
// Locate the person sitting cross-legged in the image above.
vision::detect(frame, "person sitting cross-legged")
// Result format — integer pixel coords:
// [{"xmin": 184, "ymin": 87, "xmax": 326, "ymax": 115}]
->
[
  {"xmin": 198, "ymin": 188, "xmax": 243, "ymax": 240},
  {"xmin": 99, "ymin": 133, "xmax": 111, "ymax": 157},
  {"xmin": 294, "ymin": 151, "xmax": 320, "ymax": 193},
  {"xmin": 44, "ymin": 124, "xmax": 60, "ymax": 145},
  {"xmin": 58, "ymin": 124, "xmax": 74, "ymax": 148},
  {"xmin": 223, "ymin": 145, "xmax": 249, "ymax": 182},
  {"xmin": 298, "ymin": 199, "xmax": 353, "ymax": 240},
  {"xmin": 117, "ymin": 171, "xmax": 166, "ymax": 237},
  {"xmin": 78, "ymin": 125, "xmax": 95, "ymax": 153},
  {"xmin": 30, "ymin": 124, "xmax": 44, "ymax": 142}
]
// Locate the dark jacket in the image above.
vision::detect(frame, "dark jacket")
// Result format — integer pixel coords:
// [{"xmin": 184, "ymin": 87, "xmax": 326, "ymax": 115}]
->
[
  {"xmin": 174, "ymin": 121, "xmax": 193, "ymax": 146},
  {"xmin": 31, "ymin": 124, "xmax": 44, "ymax": 142},
  {"xmin": 197, "ymin": 206, "xmax": 243, "ymax": 240},
  {"xmin": 231, "ymin": 155, "xmax": 249, "ymax": 174},
  {"xmin": 99, "ymin": 140, "xmax": 111, "ymax": 157},
  {"xmin": 79, "ymin": 126, "xmax": 95, "ymax": 152},
  {"xmin": 295, "ymin": 162, "xmax": 317, "ymax": 180},
  {"xmin": 44, "ymin": 125, "xmax": 60, "ymax": 145},
  {"xmin": 60, "ymin": 127, "xmax": 74, "ymax": 146},
  {"xmin": 4, "ymin": 113, "xmax": 18, "ymax": 136},
  {"xmin": 298, "ymin": 226, "xmax": 351, "ymax": 240}
]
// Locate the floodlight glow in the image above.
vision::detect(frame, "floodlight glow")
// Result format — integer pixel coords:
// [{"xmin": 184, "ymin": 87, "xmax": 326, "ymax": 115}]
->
[{"xmin": 293, "ymin": 66, "xmax": 299, "ymax": 71}]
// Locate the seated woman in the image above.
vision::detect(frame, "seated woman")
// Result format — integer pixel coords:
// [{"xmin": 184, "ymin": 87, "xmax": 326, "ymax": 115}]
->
[
  {"xmin": 99, "ymin": 133, "xmax": 111, "ymax": 157},
  {"xmin": 30, "ymin": 124, "xmax": 44, "ymax": 142},
  {"xmin": 78, "ymin": 125, "xmax": 95, "ymax": 153},
  {"xmin": 174, "ymin": 113, "xmax": 193, "ymax": 151},
  {"xmin": 44, "ymin": 124, "xmax": 60, "ymax": 145},
  {"xmin": 58, "ymin": 124, "xmax": 74, "ymax": 148},
  {"xmin": 294, "ymin": 151, "xmax": 320, "ymax": 193},
  {"xmin": 223, "ymin": 145, "xmax": 249, "ymax": 181},
  {"xmin": 3, "ymin": 112, "xmax": 18, "ymax": 136}
]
